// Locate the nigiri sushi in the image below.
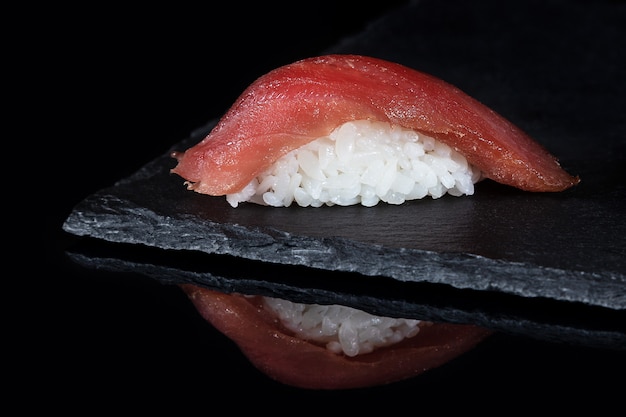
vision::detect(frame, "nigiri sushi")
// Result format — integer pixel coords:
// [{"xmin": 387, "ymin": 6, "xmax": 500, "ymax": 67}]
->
[
  {"xmin": 171, "ymin": 54, "xmax": 579, "ymax": 207},
  {"xmin": 181, "ymin": 284, "xmax": 492, "ymax": 390}
]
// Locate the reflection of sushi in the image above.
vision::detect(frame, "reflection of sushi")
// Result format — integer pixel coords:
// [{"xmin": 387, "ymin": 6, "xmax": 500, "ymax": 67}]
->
[
  {"xmin": 171, "ymin": 54, "xmax": 579, "ymax": 207},
  {"xmin": 181, "ymin": 285, "xmax": 492, "ymax": 390}
]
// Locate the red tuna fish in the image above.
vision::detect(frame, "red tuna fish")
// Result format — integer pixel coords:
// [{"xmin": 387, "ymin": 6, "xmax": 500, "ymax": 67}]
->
[{"xmin": 171, "ymin": 54, "xmax": 579, "ymax": 196}]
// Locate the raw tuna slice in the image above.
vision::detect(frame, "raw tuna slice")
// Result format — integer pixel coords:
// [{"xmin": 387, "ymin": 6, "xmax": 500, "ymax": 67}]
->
[{"xmin": 171, "ymin": 54, "xmax": 579, "ymax": 199}]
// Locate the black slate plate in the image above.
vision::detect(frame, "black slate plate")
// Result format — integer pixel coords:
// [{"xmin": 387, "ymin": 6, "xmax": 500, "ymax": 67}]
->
[
  {"xmin": 62, "ymin": 114, "xmax": 626, "ymax": 312},
  {"xmin": 62, "ymin": 0, "xmax": 625, "ymax": 347}
]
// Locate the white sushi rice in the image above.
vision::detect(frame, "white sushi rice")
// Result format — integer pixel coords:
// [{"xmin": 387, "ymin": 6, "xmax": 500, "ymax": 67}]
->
[
  {"xmin": 227, "ymin": 119, "xmax": 482, "ymax": 208},
  {"xmin": 262, "ymin": 296, "xmax": 425, "ymax": 357}
]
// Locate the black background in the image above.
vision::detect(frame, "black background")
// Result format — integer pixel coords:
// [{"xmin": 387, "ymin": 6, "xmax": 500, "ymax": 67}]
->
[{"xmin": 44, "ymin": 0, "xmax": 624, "ymax": 413}]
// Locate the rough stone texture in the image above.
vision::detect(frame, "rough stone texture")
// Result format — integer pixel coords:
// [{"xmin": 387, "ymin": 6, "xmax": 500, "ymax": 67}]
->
[
  {"xmin": 63, "ymin": 113, "xmax": 626, "ymax": 311},
  {"xmin": 63, "ymin": 0, "xmax": 625, "ymax": 345}
]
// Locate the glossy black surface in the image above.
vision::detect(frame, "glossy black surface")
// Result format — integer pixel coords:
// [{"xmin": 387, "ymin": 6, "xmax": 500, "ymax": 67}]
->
[{"xmin": 48, "ymin": 0, "xmax": 625, "ymax": 412}]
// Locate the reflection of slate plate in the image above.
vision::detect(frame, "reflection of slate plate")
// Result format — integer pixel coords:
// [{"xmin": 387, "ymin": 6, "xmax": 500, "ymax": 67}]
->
[
  {"xmin": 63, "ymin": 0, "xmax": 625, "ymax": 318},
  {"xmin": 65, "ymin": 239, "xmax": 626, "ymax": 350}
]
